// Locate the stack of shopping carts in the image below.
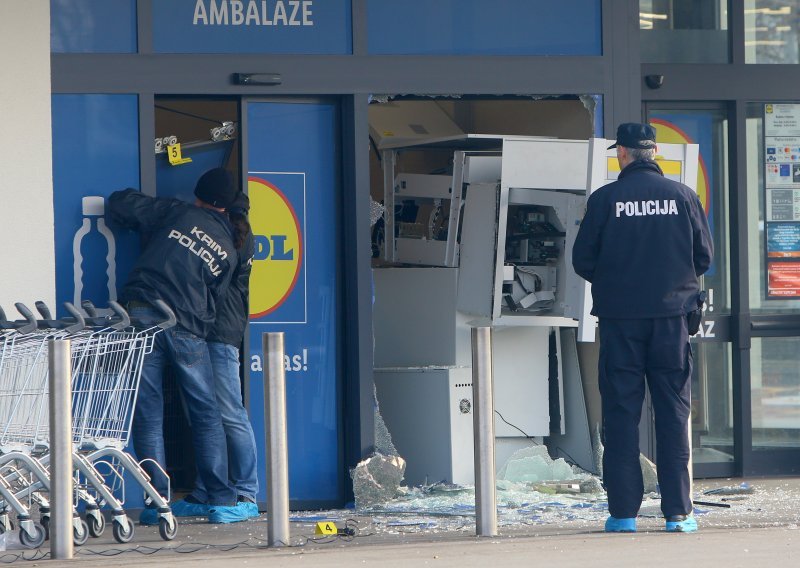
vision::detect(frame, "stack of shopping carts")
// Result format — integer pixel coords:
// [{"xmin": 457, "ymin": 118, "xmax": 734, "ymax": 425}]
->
[{"xmin": 0, "ymin": 300, "xmax": 178, "ymax": 548}]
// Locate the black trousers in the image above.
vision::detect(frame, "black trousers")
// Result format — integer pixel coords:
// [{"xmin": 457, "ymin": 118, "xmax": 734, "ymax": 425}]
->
[{"xmin": 598, "ymin": 316, "xmax": 693, "ymax": 519}]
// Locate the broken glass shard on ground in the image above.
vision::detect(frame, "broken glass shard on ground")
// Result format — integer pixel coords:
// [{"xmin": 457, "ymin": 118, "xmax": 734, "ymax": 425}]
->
[
  {"xmin": 351, "ymin": 453, "xmax": 406, "ymax": 509},
  {"xmin": 497, "ymin": 445, "xmax": 579, "ymax": 484},
  {"xmin": 365, "ymin": 445, "xmax": 609, "ymax": 529}
]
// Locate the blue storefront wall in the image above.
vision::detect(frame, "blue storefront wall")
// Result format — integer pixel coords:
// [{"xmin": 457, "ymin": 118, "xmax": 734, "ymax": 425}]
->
[
  {"xmin": 51, "ymin": 93, "xmax": 144, "ymax": 507},
  {"xmin": 153, "ymin": 0, "xmax": 352, "ymax": 54},
  {"xmin": 51, "ymin": 94, "xmax": 140, "ymax": 315},
  {"xmin": 51, "ymin": 0, "xmax": 602, "ymax": 57},
  {"xmin": 51, "ymin": 0, "xmax": 137, "ymax": 53},
  {"xmin": 367, "ymin": 0, "xmax": 602, "ymax": 55},
  {"xmin": 245, "ymin": 100, "xmax": 342, "ymax": 506}
]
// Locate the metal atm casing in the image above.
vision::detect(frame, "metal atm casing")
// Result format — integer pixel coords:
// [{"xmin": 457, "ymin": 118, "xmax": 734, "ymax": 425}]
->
[{"xmin": 374, "ymin": 135, "xmax": 699, "ymax": 486}]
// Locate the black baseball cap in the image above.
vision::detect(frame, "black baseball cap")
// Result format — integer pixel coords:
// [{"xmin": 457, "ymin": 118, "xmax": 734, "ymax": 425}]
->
[
  {"xmin": 194, "ymin": 168, "xmax": 237, "ymax": 208},
  {"xmin": 608, "ymin": 123, "xmax": 657, "ymax": 150}
]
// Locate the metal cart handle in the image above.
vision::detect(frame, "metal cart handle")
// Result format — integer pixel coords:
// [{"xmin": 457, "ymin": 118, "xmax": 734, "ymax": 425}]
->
[
  {"xmin": 35, "ymin": 300, "xmax": 53, "ymax": 320},
  {"xmin": 152, "ymin": 299, "xmax": 177, "ymax": 330},
  {"xmin": 81, "ymin": 300, "xmax": 99, "ymax": 318},
  {"xmin": 62, "ymin": 302, "xmax": 86, "ymax": 334},
  {"xmin": 107, "ymin": 301, "xmax": 131, "ymax": 331},
  {"xmin": 14, "ymin": 303, "xmax": 39, "ymax": 334}
]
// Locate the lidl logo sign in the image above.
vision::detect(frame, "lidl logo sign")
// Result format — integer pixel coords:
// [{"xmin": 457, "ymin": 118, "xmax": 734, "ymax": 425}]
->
[
  {"xmin": 248, "ymin": 174, "xmax": 306, "ymax": 321},
  {"xmin": 650, "ymin": 118, "xmax": 710, "ymax": 215}
]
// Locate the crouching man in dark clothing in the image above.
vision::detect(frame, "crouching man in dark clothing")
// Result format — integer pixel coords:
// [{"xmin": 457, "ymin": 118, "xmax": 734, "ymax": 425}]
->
[
  {"xmin": 572, "ymin": 123, "xmax": 713, "ymax": 534},
  {"xmin": 109, "ymin": 168, "xmax": 252, "ymax": 524}
]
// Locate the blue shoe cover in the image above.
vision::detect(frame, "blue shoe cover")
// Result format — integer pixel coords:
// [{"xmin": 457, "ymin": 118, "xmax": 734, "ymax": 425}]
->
[
  {"xmin": 171, "ymin": 499, "xmax": 210, "ymax": 517},
  {"xmin": 208, "ymin": 501, "xmax": 252, "ymax": 524},
  {"xmin": 139, "ymin": 508, "xmax": 159, "ymax": 526},
  {"xmin": 666, "ymin": 515, "xmax": 697, "ymax": 532},
  {"xmin": 238, "ymin": 501, "xmax": 259, "ymax": 519},
  {"xmin": 605, "ymin": 516, "xmax": 637, "ymax": 532}
]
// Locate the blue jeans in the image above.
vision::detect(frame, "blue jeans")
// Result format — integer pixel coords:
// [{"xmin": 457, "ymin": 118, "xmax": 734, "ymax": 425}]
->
[
  {"xmin": 130, "ymin": 307, "xmax": 237, "ymax": 507},
  {"xmin": 191, "ymin": 342, "xmax": 259, "ymax": 503}
]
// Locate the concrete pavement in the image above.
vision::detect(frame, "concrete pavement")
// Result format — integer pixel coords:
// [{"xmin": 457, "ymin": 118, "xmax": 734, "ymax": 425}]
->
[{"xmin": 11, "ymin": 477, "xmax": 800, "ymax": 567}]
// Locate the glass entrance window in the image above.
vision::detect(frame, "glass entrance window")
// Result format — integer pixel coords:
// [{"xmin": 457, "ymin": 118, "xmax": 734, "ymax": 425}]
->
[
  {"xmin": 746, "ymin": 1, "xmax": 800, "ymax": 63},
  {"xmin": 692, "ymin": 342, "xmax": 734, "ymax": 463},
  {"xmin": 747, "ymin": 102, "xmax": 800, "ymax": 314},
  {"xmin": 752, "ymin": 337, "xmax": 800, "ymax": 447},
  {"xmin": 647, "ymin": 108, "xmax": 731, "ymax": 314},
  {"xmin": 640, "ymin": 0, "xmax": 729, "ymax": 63}
]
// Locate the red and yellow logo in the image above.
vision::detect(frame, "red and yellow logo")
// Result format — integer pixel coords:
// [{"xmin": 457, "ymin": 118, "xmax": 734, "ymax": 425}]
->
[
  {"xmin": 248, "ymin": 176, "xmax": 303, "ymax": 318},
  {"xmin": 651, "ymin": 118, "xmax": 711, "ymax": 214}
]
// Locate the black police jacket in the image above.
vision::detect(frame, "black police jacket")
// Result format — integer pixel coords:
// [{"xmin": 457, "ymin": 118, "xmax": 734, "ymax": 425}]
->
[
  {"xmin": 109, "ymin": 189, "xmax": 238, "ymax": 338},
  {"xmin": 572, "ymin": 160, "xmax": 713, "ymax": 319},
  {"xmin": 208, "ymin": 229, "xmax": 254, "ymax": 347}
]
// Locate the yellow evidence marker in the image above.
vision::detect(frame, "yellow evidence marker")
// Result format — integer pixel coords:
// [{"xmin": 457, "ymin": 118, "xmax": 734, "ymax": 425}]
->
[
  {"xmin": 167, "ymin": 143, "xmax": 192, "ymax": 166},
  {"xmin": 314, "ymin": 521, "xmax": 337, "ymax": 535}
]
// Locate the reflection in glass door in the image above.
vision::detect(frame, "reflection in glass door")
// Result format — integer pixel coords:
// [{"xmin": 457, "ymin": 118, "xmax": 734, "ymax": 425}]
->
[{"xmin": 646, "ymin": 106, "xmax": 734, "ymax": 473}]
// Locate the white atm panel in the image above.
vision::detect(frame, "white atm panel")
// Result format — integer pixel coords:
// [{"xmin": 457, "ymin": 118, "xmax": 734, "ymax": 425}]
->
[
  {"xmin": 374, "ymin": 368, "xmax": 475, "ymax": 487},
  {"xmin": 395, "ymin": 173, "xmax": 453, "ymax": 199},
  {"xmin": 492, "ymin": 326, "xmax": 552, "ymax": 437},
  {"xmin": 456, "ymin": 183, "xmax": 500, "ymax": 319},
  {"xmin": 463, "ymin": 154, "xmax": 502, "ymax": 183},
  {"xmin": 501, "ymin": 138, "xmax": 590, "ymax": 191}
]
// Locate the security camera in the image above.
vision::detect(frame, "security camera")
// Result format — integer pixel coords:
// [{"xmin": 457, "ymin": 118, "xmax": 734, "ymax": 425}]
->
[{"xmin": 645, "ymin": 75, "xmax": 664, "ymax": 89}]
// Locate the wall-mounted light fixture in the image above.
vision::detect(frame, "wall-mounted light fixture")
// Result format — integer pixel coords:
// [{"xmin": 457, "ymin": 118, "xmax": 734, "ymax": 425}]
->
[{"xmin": 232, "ymin": 73, "xmax": 282, "ymax": 86}]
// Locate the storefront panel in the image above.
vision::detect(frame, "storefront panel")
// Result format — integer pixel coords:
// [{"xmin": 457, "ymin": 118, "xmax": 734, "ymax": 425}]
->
[
  {"xmin": 367, "ymin": 0, "xmax": 601, "ymax": 55},
  {"xmin": 639, "ymin": 0, "xmax": 729, "ymax": 63},
  {"xmin": 751, "ymin": 336, "xmax": 800, "ymax": 448},
  {"xmin": 649, "ymin": 109, "xmax": 730, "ymax": 315},
  {"xmin": 51, "ymin": 0, "xmax": 137, "ymax": 53},
  {"xmin": 745, "ymin": 0, "xmax": 800, "ymax": 64},
  {"xmin": 245, "ymin": 100, "xmax": 342, "ymax": 505},
  {"xmin": 152, "ymin": 0, "xmax": 352, "ymax": 54},
  {"xmin": 51, "ymin": 94, "xmax": 141, "ymax": 315},
  {"xmin": 747, "ymin": 102, "xmax": 800, "ymax": 314}
]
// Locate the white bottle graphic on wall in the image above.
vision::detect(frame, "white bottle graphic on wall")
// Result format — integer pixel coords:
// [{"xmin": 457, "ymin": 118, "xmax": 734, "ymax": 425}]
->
[{"xmin": 72, "ymin": 196, "xmax": 117, "ymax": 306}]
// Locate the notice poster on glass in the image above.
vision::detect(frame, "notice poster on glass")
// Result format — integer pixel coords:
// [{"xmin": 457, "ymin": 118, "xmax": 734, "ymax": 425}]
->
[
  {"xmin": 765, "ymin": 104, "xmax": 800, "ymax": 298},
  {"xmin": 768, "ymin": 262, "xmax": 800, "ymax": 297}
]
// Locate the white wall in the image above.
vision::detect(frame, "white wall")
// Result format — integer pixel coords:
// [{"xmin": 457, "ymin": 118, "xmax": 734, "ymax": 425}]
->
[{"xmin": 0, "ymin": 1, "xmax": 55, "ymax": 312}]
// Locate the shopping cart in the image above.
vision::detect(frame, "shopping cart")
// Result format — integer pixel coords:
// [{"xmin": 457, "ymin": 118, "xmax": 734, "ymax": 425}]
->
[
  {"xmin": 0, "ymin": 300, "xmax": 178, "ymax": 547},
  {"xmin": 0, "ymin": 302, "xmax": 89, "ymax": 547},
  {"xmin": 70, "ymin": 299, "xmax": 178, "ymax": 542}
]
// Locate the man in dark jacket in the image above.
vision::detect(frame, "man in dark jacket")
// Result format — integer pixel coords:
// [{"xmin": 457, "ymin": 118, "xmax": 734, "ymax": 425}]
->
[
  {"xmin": 109, "ymin": 168, "xmax": 251, "ymax": 525},
  {"xmin": 170, "ymin": 191, "xmax": 260, "ymax": 520},
  {"xmin": 572, "ymin": 123, "xmax": 713, "ymax": 534}
]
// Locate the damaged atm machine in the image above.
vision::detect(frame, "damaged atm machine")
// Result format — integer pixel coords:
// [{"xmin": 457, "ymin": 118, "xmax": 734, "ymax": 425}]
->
[{"xmin": 372, "ymin": 115, "xmax": 699, "ymax": 487}]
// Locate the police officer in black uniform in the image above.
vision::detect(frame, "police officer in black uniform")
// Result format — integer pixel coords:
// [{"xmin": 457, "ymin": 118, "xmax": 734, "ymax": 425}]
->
[
  {"xmin": 109, "ymin": 168, "xmax": 251, "ymax": 524},
  {"xmin": 572, "ymin": 123, "xmax": 713, "ymax": 533}
]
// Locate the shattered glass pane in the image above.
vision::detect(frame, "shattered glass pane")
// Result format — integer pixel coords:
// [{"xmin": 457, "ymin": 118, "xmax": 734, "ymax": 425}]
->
[
  {"xmin": 351, "ymin": 453, "xmax": 406, "ymax": 510},
  {"xmin": 373, "ymin": 385, "xmax": 398, "ymax": 457},
  {"xmin": 370, "ymin": 198, "xmax": 385, "ymax": 227},
  {"xmin": 497, "ymin": 446, "xmax": 583, "ymax": 484}
]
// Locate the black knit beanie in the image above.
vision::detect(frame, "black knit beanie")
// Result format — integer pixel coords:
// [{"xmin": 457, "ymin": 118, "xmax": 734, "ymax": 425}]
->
[{"xmin": 194, "ymin": 168, "xmax": 237, "ymax": 208}]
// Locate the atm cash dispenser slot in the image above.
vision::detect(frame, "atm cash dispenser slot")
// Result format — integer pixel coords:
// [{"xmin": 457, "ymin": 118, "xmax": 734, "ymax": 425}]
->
[{"xmin": 502, "ymin": 205, "xmax": 566, "ymax": 313}]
